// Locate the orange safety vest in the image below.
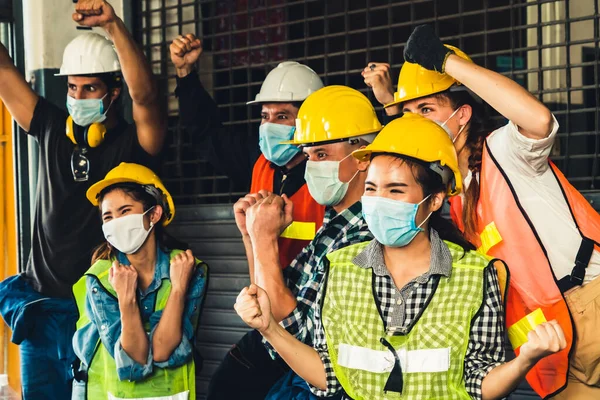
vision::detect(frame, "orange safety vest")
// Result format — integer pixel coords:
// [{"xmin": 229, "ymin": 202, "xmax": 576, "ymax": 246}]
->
[
  {"xmin": 250, "ymin": 155, "xmax": 325, "ymax": 269},
  {"xmin": 451, "ymin": 141, "xmax": 600, "ymax": 398}
]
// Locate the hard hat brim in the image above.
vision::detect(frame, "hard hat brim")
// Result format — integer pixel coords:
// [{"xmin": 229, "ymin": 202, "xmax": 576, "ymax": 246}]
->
[
  {"xmin": 351, "ymin": 147, "xmax": 463, "ymax": 196},
  {"xmin": 86, "ymin": 177, "xmax": 142, "ymax": 206},
  {"xmin": 87, "ymin": 177, "xmax": 176, "ymax": 225},
  {"xmin": 281, "ymin": 127, "xmax": 381, "ymax": 146},
  {"xmin": 246, "ymin": 97, "xmax": 302, "ymax": 105},
  {"xmin": 54, "ymin": 67, "xmax": 122, "ymax": 77}
]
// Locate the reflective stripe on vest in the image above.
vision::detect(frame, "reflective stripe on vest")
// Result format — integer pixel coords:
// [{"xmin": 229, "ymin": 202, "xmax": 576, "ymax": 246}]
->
[
  {"xmin": 338, "ymin": 344, "xmax": 450, "ymax": 374},
  {"xmin": 108, "ymin": 390, "xmax": 189, "ymax": 400},
  {"xmin": 323, "ymin": 240, "xmax": 487, "ymax": 400},
  {"xmin": 450, "ymin": 140, "xmax": 600, "ymax": 398},
  {"xmin": 72, "ymin": 250, "xmax": 205, "ymax": 400},
  {"xmin": 280, "ymin": 221, "xmax": 317, "ymax": 240},
  {"xmin": 250, "ymin": 154, "xmax": 325, "ymax": 267}
]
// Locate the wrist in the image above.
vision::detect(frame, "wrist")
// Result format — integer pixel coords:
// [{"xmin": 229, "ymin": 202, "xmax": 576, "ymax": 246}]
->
[
  {"xmin": 514, "ymin": 352, "xmax": 538, "ymax": 372},
  {"xmin": 169, "ymin": 286, "xmax": 187, "ymax": 298},
  {"xmin": 118, "ymin": 296, "xmax": 138, "ymax": 312},
  {"xmin": 261, "ymin": 316, "xmax": 280, "ymax": 337},
  {"xmin": 176, "ymin": 66, "xmax": 194, "ymax": 78},
  {"xmin": 103, "ymin": 17, "xmax": 124, "ymax": 38},
  {"xmin": 252, "ymin": 237, "xmax": 280, "ymax": 262}
]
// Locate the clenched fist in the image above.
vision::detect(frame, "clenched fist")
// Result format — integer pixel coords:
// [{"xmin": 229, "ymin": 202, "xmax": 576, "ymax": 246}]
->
[
  {"xmin": 73, "ymin": 0, "xmax": 117, "ymax": 28},
  {"xmin": 169, "ymin": 249, "xmax": 196, "ymax": 293},
  {"xmin": 108, "ymin": 261, "xmax": 138, "ymax": 304},
  {"xmin": 233, "ymin": 190, "xmax": 272, "ymax": 237},
  {"xmin": 519, "ymin": 320, "xmax": 567, "ymax": 365},
  {"xmin": 234, "ymin": 284, "xmax": 273, "ymax": 333},
  {"xmin": 246, "ymin": 194, "xmax": 293, "ymax": 241},
  {"xmin": 170, "ymin": 34, "xmax": 203, "ymax": 77}
]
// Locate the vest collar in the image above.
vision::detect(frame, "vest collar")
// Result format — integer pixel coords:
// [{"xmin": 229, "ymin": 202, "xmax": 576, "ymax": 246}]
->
[
  {"xmin": 116, "ymin": 246, "xmax": 171, "ymax": 295},
  {"xmin": 352, "ymin": 229, "xmax": 453, "ymax": 281}
]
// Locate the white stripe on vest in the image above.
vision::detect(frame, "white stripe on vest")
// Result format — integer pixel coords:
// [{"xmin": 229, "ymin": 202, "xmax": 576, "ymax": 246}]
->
[
  {"xmin": 108, "ymin": 390, "xmax": 189, "ymax": 400},
  {"xmin": 337, "ymin": 343, "xmax": 450, "ymax": 374}
]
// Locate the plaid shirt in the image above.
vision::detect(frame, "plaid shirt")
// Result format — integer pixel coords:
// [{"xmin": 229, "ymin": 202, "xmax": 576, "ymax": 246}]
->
[
  {"xmin": 313, "ymin": 230, "xmax": 506, "ymax": 399},
  {"xmin": 263, "ymin": 201, "xmax": 373, "ymax": 357}
]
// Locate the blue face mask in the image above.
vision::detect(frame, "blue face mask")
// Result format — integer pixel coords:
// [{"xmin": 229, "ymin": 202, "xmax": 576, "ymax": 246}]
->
[
  {"xmin": 304, "ymin": 153, "xmax": 359, "ymax": 207},
  {"xmin": 259, "ymin": 123, "xmax": 300, "ymax": 166},
  {"xmin": 362, "ymin": 194, "xmax": 432, "ymax": 247},
  {"xmin": 66, "ymin": 94, "xmax": 109, "ymax": 127}
]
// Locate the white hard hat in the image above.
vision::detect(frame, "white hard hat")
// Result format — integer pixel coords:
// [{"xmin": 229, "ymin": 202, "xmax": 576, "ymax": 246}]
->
[
  {"xmin": 55, "ymin": 33, "xmax": 121, "ymax": 76},
  {"xmin": 247, "ymin": 61, "xmax": 324, "ymax": 105}
]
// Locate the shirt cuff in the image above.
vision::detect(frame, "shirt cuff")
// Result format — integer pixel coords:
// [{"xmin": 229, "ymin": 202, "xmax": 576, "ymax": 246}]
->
[
  {"xmin": 114, "ymin": 337, "xmax": 153, "ymax": 381},
  {"xmin": 508, "ymin": 114, "xmax": 559, "ymax": 153},
  {"xmin": 466, "ymin": 361, "xmax": 503, "ymax": 400},
  {"xmin": 308, "ymin": 347, "xmax": 341, "ymax": 397}
]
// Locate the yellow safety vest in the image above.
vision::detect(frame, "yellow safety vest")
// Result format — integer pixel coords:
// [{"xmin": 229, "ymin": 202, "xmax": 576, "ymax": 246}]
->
[{"xmin": 72, "ymin": 250, "xmax": 205, "ymax": 400}]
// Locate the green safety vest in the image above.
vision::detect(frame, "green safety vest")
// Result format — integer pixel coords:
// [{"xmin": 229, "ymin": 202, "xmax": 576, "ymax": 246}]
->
[
  {"xmin": 323, "ymin": 240, "xmax": 489, "ymax": 400},
  {"xmin": 72, "ymin": 250, "xmax": 206, "ymax": 400}
]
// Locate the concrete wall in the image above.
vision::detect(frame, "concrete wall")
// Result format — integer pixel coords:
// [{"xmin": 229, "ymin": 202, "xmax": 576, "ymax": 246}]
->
[{"xmin": 23, "ymin": 0, "xmax": 125, "ymax": 72}]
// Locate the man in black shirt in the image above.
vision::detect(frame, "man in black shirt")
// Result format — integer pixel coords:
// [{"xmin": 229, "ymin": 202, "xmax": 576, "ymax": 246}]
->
[{"xmin": 0, "ymin": 1, "xmax": 165, "ymax": 399}]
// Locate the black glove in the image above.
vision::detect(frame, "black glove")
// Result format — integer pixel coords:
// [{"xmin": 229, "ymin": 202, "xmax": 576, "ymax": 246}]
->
[{"xmin": 404, "ymin": 24, "xmax": 454, "ymax": 72}]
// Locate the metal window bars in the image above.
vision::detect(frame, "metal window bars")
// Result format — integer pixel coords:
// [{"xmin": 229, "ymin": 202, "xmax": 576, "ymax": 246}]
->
[{"xmin": 134, "ymin": 0, "xmax": 600, "ymax": 205}]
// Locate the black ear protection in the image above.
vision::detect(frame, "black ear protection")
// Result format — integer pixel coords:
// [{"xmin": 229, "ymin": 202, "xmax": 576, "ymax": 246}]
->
[{"xmin": 66, "ymin": 115, "xmax": 107, "ymax": 148}]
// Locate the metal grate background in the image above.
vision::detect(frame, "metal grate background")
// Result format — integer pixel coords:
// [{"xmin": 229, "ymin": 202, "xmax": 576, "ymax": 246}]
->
[{"xmin": 134, "ymin": 0, "xmax": 600, "ymax": 205}]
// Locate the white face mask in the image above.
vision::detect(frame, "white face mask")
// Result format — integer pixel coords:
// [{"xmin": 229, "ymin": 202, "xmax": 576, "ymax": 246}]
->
[
  {"xmin": 440, "ymin": 107, "xmax": 466, "ymax": 144},
  {"xmin": 304, "ymin": 153, "xmax": 359, "ymax": 207},
  {"xmin": 102, "ymin": 207, "xmax": 155, "ymax": 254}
]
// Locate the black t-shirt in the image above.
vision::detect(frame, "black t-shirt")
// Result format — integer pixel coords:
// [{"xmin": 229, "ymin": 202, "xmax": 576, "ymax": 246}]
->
[{"xmin": 25, "ymin": 97, "xmax": 159, "ymax": 298}]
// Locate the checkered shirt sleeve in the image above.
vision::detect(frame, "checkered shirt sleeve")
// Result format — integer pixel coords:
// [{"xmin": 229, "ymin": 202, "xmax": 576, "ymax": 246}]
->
[
  {"xmin": 463, "ymin": 265, "xmax": 506, "ymax": 399},
  {"xmin": 262, "ymin": 203, "xmax": 372, "ymax": 359}
]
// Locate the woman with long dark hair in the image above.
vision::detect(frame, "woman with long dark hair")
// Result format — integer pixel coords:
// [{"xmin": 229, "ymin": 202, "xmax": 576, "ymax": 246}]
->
[
  {"xmin": 234, "ymin": 115, "xmax": 564, "ymax": 399},
  {"xmin": 71, "ymin": 163, "xmax": 207, "ymax": 400},
  {"xmin": 365, "ymin": 25, "xmax": 600, "ymax": 399}
]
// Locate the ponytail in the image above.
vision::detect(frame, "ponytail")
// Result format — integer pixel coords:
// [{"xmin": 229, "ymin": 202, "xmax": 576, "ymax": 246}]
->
[{"xmin": 435, "ymin": 89, "xmax": 500, "ymax": 240}]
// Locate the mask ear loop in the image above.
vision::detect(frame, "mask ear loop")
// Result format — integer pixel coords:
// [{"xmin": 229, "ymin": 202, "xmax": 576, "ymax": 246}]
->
[
  {"xmin": 440, "ymin": 107, "xmax": 466, "ymax": 144},
  {"xmin": 101, "ymin": 92, "xmax": 115, "ymax": 117},
  {"xmin": 416, "ymin": 194, "xmax": 433, "ymax": 229},
  {"xmin": 143, "ymin": 206, "xmax": 157, "ymax": 230},
  {"xmin": 338, "ymin": 152, "xmax": 361, "ymax": 185}
]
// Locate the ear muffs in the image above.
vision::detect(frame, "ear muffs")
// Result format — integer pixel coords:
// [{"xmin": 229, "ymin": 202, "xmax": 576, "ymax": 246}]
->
[{"xmin": 66, "ymin": 116, "xmax": 107, "ymax": 148}]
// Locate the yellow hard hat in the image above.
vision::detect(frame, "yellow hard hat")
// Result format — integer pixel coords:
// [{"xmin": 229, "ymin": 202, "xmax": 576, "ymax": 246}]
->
[
  {"xmin": 353, "ymin": 113, "xmax": 462, "ymax": 196},
  {"xmin": 282, "ymin": 85, "xmax": 382, "ymax": 146},
  {"xmin": 86, "ymin": 163, "xmax": 175, "ymax": 226},
  {"xmin": 385, "ymin": 45, "xmax": 473, "ymax": 108}
]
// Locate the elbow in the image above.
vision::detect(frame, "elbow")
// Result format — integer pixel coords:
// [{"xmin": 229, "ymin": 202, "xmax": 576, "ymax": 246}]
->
[
  {"xmin": 152, "ymin": 351, "xmax": 170, "ymax": 364},
  {"xmin": 129, "ymin": 86, "xmax": 158, "ymax": 107},
  {"xmin": 537, "ymin": 109, "xmax": 554, "ymax": 138},
  {"xmin": 151, "ymin": 338, "xmax": 179, "ymax": 363}
]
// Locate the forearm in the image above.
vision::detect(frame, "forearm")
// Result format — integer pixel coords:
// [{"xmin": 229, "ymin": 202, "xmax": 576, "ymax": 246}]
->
[
  {"xmin": 253, "ymin": 237, "xmax": 297, "ymax": 321},
  {"xmin": 104, "ymin": 19, "xmax": 157, "ymax": 105},
  {"xmin": 119, "ymin": 300, "xmax": 149, "ymax": 365},
  {"xmin": 242, "ymin": 235, "xmax": 255, "ymax": 283},
  {"xmin": 262, "ymin": 322, "xmax": 327, "ymax": 390},
  {"xmin": 0, "ymin": 42, "xmax": 13, "ymax": 68},
  {"xmin": 445, "ymin": 55, "xmax": 553, "ymax": 139},
  {"xmin": 481, "ymin": 356, "xmax": 534, "ymax": 400},
  {"xmin": 152, "ymin": 289, "xmax": 185, "ymax": 362}
]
